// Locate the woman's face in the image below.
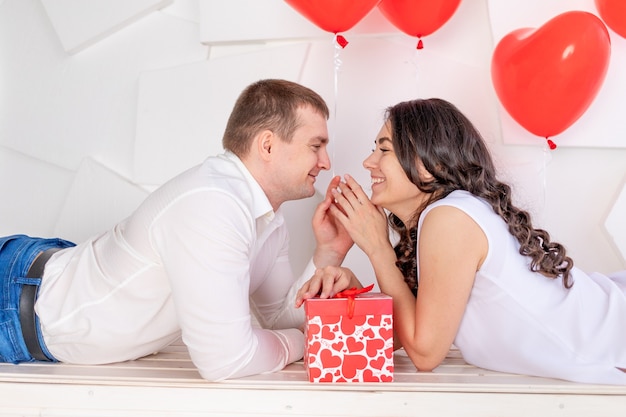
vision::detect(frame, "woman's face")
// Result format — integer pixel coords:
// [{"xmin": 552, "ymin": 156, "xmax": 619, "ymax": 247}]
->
[{"xmin": 362, "ymin": 122, "xmax": 424, "ymax": 225}]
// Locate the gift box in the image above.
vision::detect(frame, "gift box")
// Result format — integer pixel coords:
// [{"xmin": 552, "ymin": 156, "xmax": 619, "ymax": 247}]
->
[{"xmin": 304, "ymin": 285, "xmax": 393, "ymax": 382}]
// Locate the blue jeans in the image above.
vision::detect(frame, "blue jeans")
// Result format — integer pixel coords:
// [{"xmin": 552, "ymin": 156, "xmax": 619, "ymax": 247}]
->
[{"xmin": 0, "ymin": 234, "xmax": 75, "ymax": 363}]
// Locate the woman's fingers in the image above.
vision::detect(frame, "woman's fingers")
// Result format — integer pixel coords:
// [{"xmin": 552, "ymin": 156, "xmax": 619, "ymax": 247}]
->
[
  {"xmin": 337, "ymin": 175, "xmax": 373, "ymax": 211},
  {"xmin": 325, "ymin": 175, "xmax": 342, "ymax": 200},
  {"xmin": 331, "ymin": 181, "xmax": 365, "ymax": 214},
  {"xmin": 343, "ymin": 174, "xmax": 370, "ymax": 204}
]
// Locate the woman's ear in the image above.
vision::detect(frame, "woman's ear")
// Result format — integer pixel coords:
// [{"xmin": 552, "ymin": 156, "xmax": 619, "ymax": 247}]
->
[{"xmin": 416, "ymin": 159, "xmax": 434, "ymax": 181}]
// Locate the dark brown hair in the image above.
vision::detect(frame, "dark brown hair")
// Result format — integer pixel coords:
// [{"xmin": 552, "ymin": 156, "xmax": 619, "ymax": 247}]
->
[
  {"xmin": 387, "ymin": 98, "xmax": 573, "ymax": 293},
  {"xmin": 222, "ymin": 79, "xmax": 329, "ymax": 157}
]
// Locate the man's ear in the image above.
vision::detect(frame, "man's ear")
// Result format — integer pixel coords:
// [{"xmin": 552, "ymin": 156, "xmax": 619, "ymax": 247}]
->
[{"xmin": 257, "ymin": 130, "xmax": 274, "ymax": 161}]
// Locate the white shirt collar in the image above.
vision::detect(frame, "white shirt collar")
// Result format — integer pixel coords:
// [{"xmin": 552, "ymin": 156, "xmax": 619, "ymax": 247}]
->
[{"xmin": 222, "ymin": 151, "xmax": 276, "ymax": 221}]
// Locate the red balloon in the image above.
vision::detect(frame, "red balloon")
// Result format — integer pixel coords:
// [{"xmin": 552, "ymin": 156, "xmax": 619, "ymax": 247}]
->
[
  {"xmin": 285, "ymin": 0, "xmax": 381, "ymax": 34},
  {"xmin": 491, "ymin": 11, "xmax": 611, "ymax": 139},
  {"xmin": 378, "ymin": 0, "xmax": 461, "ymax": 46},
  {"xmin": 595, "ymin": 0, "xmax": 626, "ymax": 38}
]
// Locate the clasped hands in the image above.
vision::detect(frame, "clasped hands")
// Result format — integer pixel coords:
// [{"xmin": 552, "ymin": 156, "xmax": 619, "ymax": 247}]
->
[{"xmin": 295, "ymin": 174, "xmax": 389, "ymax": 308}]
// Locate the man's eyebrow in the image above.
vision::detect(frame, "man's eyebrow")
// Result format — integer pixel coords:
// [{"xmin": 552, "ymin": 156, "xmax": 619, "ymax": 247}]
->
[{"xmin": 313, "ymin": 136, "xmax": 329, "ymax": 144}]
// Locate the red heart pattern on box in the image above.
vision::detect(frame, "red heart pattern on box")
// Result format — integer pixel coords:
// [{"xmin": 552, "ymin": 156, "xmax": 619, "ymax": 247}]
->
[{"xmin": 306, "ymin": 314, "xmax": 393, "ymax": 382}]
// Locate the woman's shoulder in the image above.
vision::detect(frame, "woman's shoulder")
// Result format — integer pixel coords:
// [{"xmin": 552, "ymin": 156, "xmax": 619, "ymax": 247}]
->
[
  {"xmin": 426, "ymin": 190, "xmax": 490, "ymax": 214},
  {"xmin": 422, "ymin": 190, "xmax": 503, "ymax": 234}
]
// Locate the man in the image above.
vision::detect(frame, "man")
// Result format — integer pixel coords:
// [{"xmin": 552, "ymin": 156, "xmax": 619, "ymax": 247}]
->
[{"xmin": 0, "ymin": 79, "xmax": 352, "ymax": 381}]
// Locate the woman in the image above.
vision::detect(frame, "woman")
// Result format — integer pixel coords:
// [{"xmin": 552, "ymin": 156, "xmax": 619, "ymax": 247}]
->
[{"xmin": 296, "ymin": 98, "xmax": 626, "ymax": 385}]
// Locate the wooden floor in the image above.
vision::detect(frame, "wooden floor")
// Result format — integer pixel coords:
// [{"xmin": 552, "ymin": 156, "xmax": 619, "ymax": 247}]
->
[{"xmin": 1, "ymin": 341, "xmax": 625, "ymax": 417}]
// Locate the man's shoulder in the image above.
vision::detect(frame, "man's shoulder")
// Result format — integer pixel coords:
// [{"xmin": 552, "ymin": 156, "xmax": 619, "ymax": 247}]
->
[
  {"xmin": 175, "ymin": 154, "xmax": 249, "ymax": 190},
  {"xmin": 150, "ymin": 155, "xmax": 254, "ymax": 210}
]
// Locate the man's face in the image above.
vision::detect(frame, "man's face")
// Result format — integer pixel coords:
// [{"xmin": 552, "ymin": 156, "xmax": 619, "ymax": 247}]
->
[{"xmin": 270, "ymin": 106, "xmax": 330, "ymax": 206}]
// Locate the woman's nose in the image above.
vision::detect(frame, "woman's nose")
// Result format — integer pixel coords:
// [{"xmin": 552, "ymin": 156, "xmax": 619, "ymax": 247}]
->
[{"xmin": 363, "ymin": 152, "xmax": 376, "ymax": 170}]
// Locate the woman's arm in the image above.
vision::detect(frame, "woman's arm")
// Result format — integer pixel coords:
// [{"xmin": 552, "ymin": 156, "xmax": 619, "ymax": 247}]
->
[{"xmin": 391, "ymin": 205, "xmax": 487, "ymax": 370}]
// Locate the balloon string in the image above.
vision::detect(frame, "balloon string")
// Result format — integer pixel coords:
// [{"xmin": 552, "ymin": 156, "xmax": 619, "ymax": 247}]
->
[
  {"xmin": 332, "ymin": 34, "xmax": 344, "ymax": 177},
  {"xmin": 412, "ymin": 48, "xmax": 420, "ymax": 88},
  {"xmin": 541, "ymin": 141, "xmax": 552, "ymax": 217}
]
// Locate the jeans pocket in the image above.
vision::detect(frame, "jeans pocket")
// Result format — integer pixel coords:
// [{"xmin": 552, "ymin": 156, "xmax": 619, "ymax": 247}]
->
[{"xmin": 0, "ymin": 318, "xmax": 23, "ymax": 363}]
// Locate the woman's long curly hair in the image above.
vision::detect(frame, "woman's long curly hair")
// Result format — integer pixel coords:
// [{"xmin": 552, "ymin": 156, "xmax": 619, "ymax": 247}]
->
[{"xmin": 387, "ymin": 98, "xmax": 573, "ymax": 293}]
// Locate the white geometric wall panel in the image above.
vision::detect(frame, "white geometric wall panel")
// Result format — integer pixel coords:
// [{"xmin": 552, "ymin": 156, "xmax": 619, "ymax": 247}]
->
[
  {"xmin": 41, "ymin": 0, "xmax": 173, "ymax": 54},
  {"xmin": 162, "ymin": 0, "xmax": 200, "ymax": 23},
  {"xmin": 0, "ymin": 3, "xmax": 208, "ymax": 177},
  {"xmin": 0, "ymin": 146, "xmax": 74, "ymax": 238},
  {"xmin": 133, "ymin": 43, "xmax": 309, "ymax": 186},
  {"xmin": 53, "ymin": 158, "xmax": 149, "ymax": 244},
  {"xmin": 604, "ymin": 179, "xmax": 626, "ymax": 264},
  {"xmin": 487, "ymin": 0, "xmax": 626, "ymax": 148},
  {"xmin": 198, "ymin": 0, "xmax": 396, "ymax": 44},
  {"xmin": 489, "ymin": 145, "xmax": 552, "ymax": 222}
]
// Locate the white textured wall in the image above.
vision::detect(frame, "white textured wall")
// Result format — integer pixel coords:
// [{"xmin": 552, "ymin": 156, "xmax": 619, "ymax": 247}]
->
[{"xmin": 0, "ymin": 0, "xmax": 624, "ymax": 290}]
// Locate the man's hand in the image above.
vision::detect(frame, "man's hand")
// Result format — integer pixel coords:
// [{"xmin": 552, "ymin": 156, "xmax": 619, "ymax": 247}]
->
[
  {"xmin": 295, "ymin": 265, "xmax": 362, "ymax": 308},
  {"xmin": 311, "ymin": 176, "xmax": 354, "ymax": 268}
]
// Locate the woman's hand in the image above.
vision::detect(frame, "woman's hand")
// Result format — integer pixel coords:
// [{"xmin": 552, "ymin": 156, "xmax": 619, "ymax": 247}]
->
[
  {"xmin": 295, "ymin": 265, "xmax": 362, "ymax": 308},
  {"xmin": 329, "ymin": 174, "xmax": 391, "ymax": 258}
]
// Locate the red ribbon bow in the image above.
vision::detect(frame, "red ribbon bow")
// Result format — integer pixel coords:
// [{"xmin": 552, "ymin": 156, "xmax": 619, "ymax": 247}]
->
[{"xmin": 333, "ymin": 284, "xmax": 374, "ymax": 318}]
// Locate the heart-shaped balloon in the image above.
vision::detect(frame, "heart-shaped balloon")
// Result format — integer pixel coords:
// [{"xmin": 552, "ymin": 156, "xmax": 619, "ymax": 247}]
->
[
  {"xmin": 595, "ymin": 0, "xmax": 626, "ymax": 38},
  {"xmin": 285, "ymin": 0, "xmax": 381, "ymax": 34},
  {"xmin": 491, "ymin": 11, "xmax": 611, "ymax": 140},
  {"xmin": 378, "ymin": 0, "xmax": 461, "ymax": 48}
]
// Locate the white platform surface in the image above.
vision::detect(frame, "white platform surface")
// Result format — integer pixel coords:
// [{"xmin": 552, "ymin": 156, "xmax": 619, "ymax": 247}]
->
[{"xmin": 1, "ymin": 340, "xmax": 624, "ymax": 417}]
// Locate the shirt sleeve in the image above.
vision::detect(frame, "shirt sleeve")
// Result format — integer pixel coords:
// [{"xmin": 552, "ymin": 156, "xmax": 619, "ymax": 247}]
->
[
  {"xmin": 150, "ymin": 188, "xmax": 303, "ymax": 381},
  {"xmin": 251, "ymin": 245, "xmax": 317, "ymax": 331}
]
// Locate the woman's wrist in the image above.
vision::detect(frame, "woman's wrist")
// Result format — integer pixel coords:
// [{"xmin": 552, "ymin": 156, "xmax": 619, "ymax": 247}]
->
[{"xmin": 364, "ymin": 243, "xmax": 396, "ymax": 264}]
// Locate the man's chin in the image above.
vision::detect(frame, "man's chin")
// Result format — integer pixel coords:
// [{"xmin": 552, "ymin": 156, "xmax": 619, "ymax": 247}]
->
[
  {"xmin": 303, "ymin": 189, "xmax": 316, "ymax": 200},
  {"xmin": 296, "ymin": 186, "xmax": 316, "ymax": 201}
]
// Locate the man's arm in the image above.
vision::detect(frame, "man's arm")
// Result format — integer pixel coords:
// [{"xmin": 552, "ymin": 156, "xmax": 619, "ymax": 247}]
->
[{"xmin": 152, "ymin": 190, "xmax": 301, "ymax": 381}]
